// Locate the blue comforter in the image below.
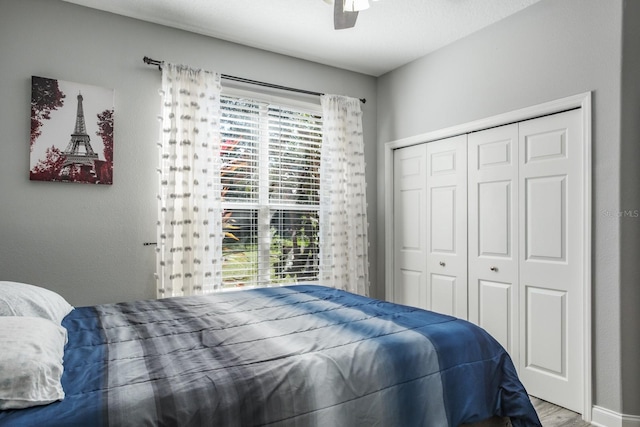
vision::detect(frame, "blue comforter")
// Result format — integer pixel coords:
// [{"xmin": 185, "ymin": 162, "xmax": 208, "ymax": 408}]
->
[{"xmin": 0, "ymin": 285, "xmax": 540, "ymax": 426}]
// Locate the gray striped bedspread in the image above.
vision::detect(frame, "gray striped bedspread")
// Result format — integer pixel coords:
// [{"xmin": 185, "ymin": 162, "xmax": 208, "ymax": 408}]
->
[{"xmin": 0, "ymin": 285, "xmax": 541, "ymax": 427}]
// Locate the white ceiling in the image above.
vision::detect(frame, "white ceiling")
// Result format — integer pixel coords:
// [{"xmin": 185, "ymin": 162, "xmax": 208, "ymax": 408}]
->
[{"xmin": 62, "ymin": 0, "xmax": 541, "ymax": 76}]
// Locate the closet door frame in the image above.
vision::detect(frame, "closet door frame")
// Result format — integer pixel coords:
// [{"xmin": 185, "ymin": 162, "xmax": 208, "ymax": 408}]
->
[{"xmin": 384, "ymin": 91, "xmax": 592, "ymax": 421}]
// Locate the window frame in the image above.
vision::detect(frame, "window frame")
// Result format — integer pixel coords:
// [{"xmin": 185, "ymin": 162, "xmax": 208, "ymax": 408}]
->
[{"xmin": 219, "ymin": 87, "xmax": 323, "ymax": 289}]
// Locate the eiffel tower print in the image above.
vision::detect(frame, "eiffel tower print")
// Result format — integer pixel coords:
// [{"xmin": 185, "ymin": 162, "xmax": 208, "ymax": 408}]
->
[
  {"xmin": 30, "ymin": 76, "xmax": 114, "ymax": 184},
  {"xmin": 59, "ymin": 92, "xmax": 99, "ymax": 180}
]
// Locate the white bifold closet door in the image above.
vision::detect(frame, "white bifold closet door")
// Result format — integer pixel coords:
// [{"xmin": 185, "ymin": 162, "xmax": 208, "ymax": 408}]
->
[
  {"xmin": 391, "ymin": 108, "xmax": 585, "ymax": 413},
  {"xmin": 392, "ymin": 135, "xmax": 467, "ymax": 316},
  {"xmin": 468, "ymin": 123, "xmax": 520, "ymax": 359},
  {"xmin": 468, "ymin": 109, "xmax": 584, "ymax": 413},
  {"xmin": 392, "ymin": 143, "xmax": 428, "ymax": 308},
  {"xmin": 425, "ymin": 135, "xmax": 468, "ymax": 319},
  {"xmin": 517, "ymin": 109, "xmax": 584, "ymax": 413}
]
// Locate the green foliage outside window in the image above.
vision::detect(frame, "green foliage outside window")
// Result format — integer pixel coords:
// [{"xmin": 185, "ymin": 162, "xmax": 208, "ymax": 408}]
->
[{"xmin": 220, "ymin": 97, "xmax": 321, "ymax": 288}]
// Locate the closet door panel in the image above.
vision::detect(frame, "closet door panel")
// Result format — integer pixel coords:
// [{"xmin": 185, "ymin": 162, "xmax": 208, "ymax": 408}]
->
[
  {"xmin": 479, "ymin": 279, "xmax": 512, "ymax": 351},
  {"xmin": 518, "ymin": 109, "xmax": 583, "ymax": 413},
  {"xmin": 478, "ymin": 180, "xmax": 511, "ymax": 256},
  {"xmin": 468, "ymin": 124, "xmax": 519, "ymax": 357},
  {"xmin": 525, "ymin": 175, "xmax": 566, "ymax": 264},
  {"xmin": 430, "ymin": 274, "xmax": 457, "ymax": 315},
  {"xmin": 430, "ymin": 186, "xmax": 456, "ymax": 252},
  {"xmin": 525, "ymin": 287, "xmax": 565, "ymax": 375},
  {"xmin": 393, "ymin": 144, "xmax": 428, "ymax": 308},
  {"xmin": 426, "ymin": 135, "xmax": 467, "ymax": 319}
]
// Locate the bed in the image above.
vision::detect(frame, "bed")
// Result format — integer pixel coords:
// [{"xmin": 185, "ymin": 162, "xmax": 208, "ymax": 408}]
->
[{"xmin": 0, "ymin": 283, "xmax": 540, "ymax": 426}]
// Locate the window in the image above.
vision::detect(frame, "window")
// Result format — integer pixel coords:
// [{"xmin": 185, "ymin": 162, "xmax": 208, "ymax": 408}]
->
[{"xmin": 219, "ymin": 93, "xmax": 322, "ymax": 288}]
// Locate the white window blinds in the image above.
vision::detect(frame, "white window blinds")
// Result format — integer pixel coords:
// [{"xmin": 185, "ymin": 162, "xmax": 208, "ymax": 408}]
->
[{"xmin": 220, "ymin": 95, "xmax": 322, "ymax": 288}]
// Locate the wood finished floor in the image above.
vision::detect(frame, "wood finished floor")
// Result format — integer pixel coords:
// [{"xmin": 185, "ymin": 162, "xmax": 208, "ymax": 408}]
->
[{"xmin": 531, "ymin": 397, "xmax": 591, "ymax": 427}]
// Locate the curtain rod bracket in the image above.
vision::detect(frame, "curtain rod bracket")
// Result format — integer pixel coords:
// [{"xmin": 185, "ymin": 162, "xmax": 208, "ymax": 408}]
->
[
  {"xmin": 143, "ymin": 56, "xmax": 163, "ymax": 70},
  {"xmin": 142, "ymin": 56, "xmax": 366, "ymax": 103}
]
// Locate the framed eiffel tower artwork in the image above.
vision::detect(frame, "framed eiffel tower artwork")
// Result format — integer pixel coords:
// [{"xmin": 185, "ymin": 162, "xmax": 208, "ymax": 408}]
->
[{"xmin": 30, "ymin": 76, "xmax": 114, "ymax": 185}]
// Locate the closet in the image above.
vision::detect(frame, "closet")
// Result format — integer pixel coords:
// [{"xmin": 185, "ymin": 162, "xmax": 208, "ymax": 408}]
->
[{"xmin": 391, "ymin": 108, "xmax": 586, "ymax": 414}]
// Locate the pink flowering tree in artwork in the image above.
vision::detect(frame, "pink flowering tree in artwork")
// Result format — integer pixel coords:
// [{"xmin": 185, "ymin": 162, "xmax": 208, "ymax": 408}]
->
[
  {"xmin": 30, "ymin": 77, "xmax": 65, "ymax": 151},
  {"xmin": 30, "ymin": 146, "xmax": 65, "ymax": 181},
  {"xmin": 95, "ymin": 108, "xmax": 114, "ymax": 184}
]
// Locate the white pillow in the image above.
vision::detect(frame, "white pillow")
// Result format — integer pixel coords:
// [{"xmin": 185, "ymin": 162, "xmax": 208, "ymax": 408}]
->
[
  {"xmin": 0, "ymin": 316, "xmax": 68, "ymax": 409},
  {"xmin": 0, "ymin": 281, "xmax": 73, "ymax": 324}
]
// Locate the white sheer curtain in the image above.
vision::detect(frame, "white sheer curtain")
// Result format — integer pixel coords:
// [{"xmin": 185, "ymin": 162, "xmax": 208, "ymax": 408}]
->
[
  {"xmin": 319, "ymin": 94, "xmax": 370, "ymax": 296},
  {"xmin": 156, "ymin": 63, "xmax": 223, "ymax": 298}
]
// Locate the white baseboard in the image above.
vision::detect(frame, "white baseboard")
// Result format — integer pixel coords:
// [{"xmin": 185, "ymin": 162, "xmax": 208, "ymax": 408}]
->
[{"xmin": 591, "ymin": 406, "xmax": 640, "ymax": 427}]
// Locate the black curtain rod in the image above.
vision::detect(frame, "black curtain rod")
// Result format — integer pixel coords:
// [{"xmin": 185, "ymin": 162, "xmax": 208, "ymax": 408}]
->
[{"xmin": 143, "ymin": 56, "xmax": 365, "ymax": 104}]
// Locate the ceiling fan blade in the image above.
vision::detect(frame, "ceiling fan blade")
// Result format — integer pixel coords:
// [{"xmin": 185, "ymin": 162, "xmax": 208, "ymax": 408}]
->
[{"xmin": 334, "ymin": 0, "xmax": 358, "ymax": 30}]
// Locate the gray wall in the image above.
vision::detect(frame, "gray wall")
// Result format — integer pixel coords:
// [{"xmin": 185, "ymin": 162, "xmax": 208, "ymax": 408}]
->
[
  {"xmin": 0, "ymin": 0, "xmax": 378, "ymax": 306},
  {"xmin": 377, "ymin": 0, "xmax": 630, "ymax": 416},
  {"xmin": 620, "ymin": 0, "xmax": 640, "ymax": 416}
]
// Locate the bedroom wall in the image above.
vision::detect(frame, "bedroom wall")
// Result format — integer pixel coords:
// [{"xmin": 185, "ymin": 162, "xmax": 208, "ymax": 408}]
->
[
  {"xmin": 376, "ymin": 0, "xmax": 629, "ymax": 417},
  {"xmin": 620, "ymin": 0, "xmax": 640, "ymax": 417},
  {"xmin": 0, "ymin": 0, "xmax": 378, "ymax": 305}
]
